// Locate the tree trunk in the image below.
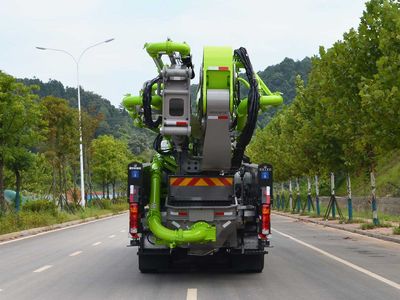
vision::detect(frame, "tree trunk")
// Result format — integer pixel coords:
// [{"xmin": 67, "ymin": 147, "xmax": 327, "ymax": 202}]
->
[
  {"xmin": 315, "ymin": 175, "xmax": 320, "ymax": 216},
  {"xmin": 52, "ymin": 166, "xmax": 57, "ymax": 205},
  {"xmin": 331, "ymin": 172, "xmax": 336, "ymax": 218},
  {"xmin": 15, "ymin": 169, "xmax": 21, "ymax": 212},
  {"xmin": 58, "ymin": 165, "xmax": 63, "ymax": 210},
  {"xmin": 102, "ymin": 178, "xmax": 105, "ymax": 199},
  {"xmin": 370, "ymin": 167, "xmax": 379, "ymax": 225},
  {"xmin": 0, "ymin": 158, "xmax": 5, "ymax": 213},
  {"xmin": 295, "ymin": 177, "xmax": 301, "ymax": 212},
  {"xmin": 306, "ymin": 177, "xmax": 312, "ymax": 212},
  {"xmin": 63, "ymin": 164, "xmax": 70, "ymax": 211},
  {"xmin": 347, "ymin": 172, "xmax": 353, "ymax": 221},
  {"xmin": 106, "ymin": 182, "xmax": 110, "ymax": 199},
  {"xmin": 72, "ymin": 165, "xmax": 78, "ymax": 204},
  {"xmin": 289, "ymin": 180, "xmax": 293, "ymax": 211},
  {"xmin": 281, "ymin": 183, "xmax": 285, "ymax": 210},
  {"xmin": 86, "ymin": 159, "xmax": 92, "ymax": 203},
  {"xmin": 112, "ymin": 181, "xmax": 115, "ymax": 202}
]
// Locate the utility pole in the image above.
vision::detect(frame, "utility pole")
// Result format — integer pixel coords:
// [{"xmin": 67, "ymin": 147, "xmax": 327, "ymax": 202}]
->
[{"xmin": 36, "ymin": 38, "xmax": 114, "ymax": 206}]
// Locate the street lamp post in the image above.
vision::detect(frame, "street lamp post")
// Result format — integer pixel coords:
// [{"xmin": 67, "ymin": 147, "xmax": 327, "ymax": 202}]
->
[{"xmin": 36, "ymin": 38, "xmax": 114, "ymax": 207}]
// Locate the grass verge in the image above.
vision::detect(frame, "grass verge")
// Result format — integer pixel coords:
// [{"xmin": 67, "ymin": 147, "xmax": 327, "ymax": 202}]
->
[
  {"xmin": 0, "ymin": 200, "xmax": 128, "ymax": 235},
  {"xmin": 360, "ymin": 222, "xmax": 392, "ymax": 230}
]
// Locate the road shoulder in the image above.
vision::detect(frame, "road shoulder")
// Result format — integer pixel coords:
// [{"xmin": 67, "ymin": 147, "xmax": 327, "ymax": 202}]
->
[
  {"xmin": 273, "ymin": 211, "xmax": 400, "ymax": 244},
  {"xmin": 0, "ymin": 211, "xmax": 128, "ymax": 244}
]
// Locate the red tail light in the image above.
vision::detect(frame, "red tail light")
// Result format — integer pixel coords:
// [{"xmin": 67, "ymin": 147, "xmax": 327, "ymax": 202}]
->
[
  {"xmin": 260, "ymin": 204, "xmax": 271, "ymax": 238},
  {"xmin": 129, "ymin": 203, "xmax": 139, "ymax": 239}
]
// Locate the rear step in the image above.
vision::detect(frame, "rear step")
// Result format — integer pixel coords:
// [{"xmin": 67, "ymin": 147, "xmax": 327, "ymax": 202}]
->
[{"xmin": 138, "ymin": 248, "xmax": 265, "ymax": 273}]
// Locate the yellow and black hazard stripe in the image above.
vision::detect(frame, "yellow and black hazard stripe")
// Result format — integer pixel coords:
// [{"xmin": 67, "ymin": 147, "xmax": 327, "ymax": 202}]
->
[{"xmin": 169, "ymin": 177, "xmax": 233, "ymax": 187}]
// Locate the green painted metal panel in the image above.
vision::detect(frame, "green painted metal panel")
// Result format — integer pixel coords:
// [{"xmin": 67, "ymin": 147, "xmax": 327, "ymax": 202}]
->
[{"xmin": 202, "ymin": 46, "xmax": 233, "ymax": 113}]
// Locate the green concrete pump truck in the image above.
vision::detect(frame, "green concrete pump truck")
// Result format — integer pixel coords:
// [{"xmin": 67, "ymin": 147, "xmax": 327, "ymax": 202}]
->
[{"xmin": 122, "ymin": 40, "xmax": 283, "ymax": 272}]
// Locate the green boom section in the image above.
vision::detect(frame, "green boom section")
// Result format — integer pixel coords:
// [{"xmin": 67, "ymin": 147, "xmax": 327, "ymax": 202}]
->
[
  {"xmin": 121, "ymin": 94, "xmax": 161, "ymax": 128},
  {"xmin": 144, "ymin": 40, "xmax": 192, "ymax": 72},
  {"xmin": 144, "ymin": 41, "xmax": 191, "ymax": 58},
  {"xmin": 147, "ymin": 154, "xmax": 216, "ymax": 248},
  {"xmin": 122, "ymin": 94, "xmax": 162, "ymax": 110},
  {"xmin": 236, "ymin": 74, "xmax": 283, "ymax": 131},
  {"xmin": 237, "ymin": 95, "xmax": 283, "ymax": 131}
]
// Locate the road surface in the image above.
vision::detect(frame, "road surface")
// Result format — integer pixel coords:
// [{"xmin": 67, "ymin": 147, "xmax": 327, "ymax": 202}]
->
[{"xmin": 0, "ymin": 213, "xmax": 399, "ymax": 300}]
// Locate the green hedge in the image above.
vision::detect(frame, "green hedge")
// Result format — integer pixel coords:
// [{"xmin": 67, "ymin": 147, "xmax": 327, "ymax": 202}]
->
[{"xmin": 22, "ymin": 200, "xmax": 57, "ymax": 215}]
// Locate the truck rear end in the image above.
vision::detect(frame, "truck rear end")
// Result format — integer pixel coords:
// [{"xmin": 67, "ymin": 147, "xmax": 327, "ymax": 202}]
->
[
  {"xmin": 128, "ymin": 162, "xmax": 273, "ymax": 272},
  {"xmin": 122, "ymin": 40, "xmax": 282, "ymax": 272}
]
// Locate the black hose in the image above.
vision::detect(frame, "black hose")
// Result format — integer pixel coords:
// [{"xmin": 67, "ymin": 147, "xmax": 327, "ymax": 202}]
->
[
  {"xmin": 143, "ymin": 75, "xmax": 162, "ymax": 129},
  {"xmin": 182, "ymin": 55, "xmax": 195, "ymax": 79},
  {"xmin": 153, "ymin": 133, "xmax": 166, "ymax": 154},
  {"xmin": 231, "ymin": 47, "xmax": 260, "ymax": 169},
  {"xmin": 230, "ymin": 116, "xmax": 238, "ymax": 130},
  {"xmin": 153, "ymin": 133, "xmax": 174, "ymax": 155},
  {"xmin": 153, "ymin": 133, "xmax": 162, "ymax": 154}
]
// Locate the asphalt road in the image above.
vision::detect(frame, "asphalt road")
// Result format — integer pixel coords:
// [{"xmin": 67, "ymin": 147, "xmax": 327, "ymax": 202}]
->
[{"xmin": 0, "ymin": 213, "xmax": 399, "ymax": 300}]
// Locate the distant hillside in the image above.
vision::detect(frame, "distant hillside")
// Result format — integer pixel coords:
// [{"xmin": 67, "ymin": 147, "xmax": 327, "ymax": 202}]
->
[
  {"xmin": 19, "ymin": 78, "xmax": 155, "ymax": 154},
  {"xmin": 257, "ymin": 57, "xmax": 312, "ymax": 127}
]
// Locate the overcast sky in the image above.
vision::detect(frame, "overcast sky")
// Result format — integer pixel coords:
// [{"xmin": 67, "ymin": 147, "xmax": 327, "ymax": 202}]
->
[{"xmin": 0, "ymin": 0, "xmax": 368, "ymax": 107}]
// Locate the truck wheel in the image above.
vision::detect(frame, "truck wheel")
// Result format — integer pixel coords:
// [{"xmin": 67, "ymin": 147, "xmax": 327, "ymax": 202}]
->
[
  {"xmin": 231, "ymin": 253, "xmax": 264, "ymax": 273},
  {"xmin": 138, "ymin": 254, "xmax": 170, "ymax": 273}
]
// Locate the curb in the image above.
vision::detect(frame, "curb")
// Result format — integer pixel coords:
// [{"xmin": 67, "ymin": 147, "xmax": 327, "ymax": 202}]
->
[
  {"xmin": 0, "ymin": 210, "xmax": 128, "ymax": 243},
  {"xmin": 273, "ymin": 211, "xmax": 400, "ymax": 245}
]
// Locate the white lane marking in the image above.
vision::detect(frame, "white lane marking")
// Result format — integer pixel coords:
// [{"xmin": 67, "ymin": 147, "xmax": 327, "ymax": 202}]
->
[
  {"xmin": 0, "ymin": 213, "xmax": 127, "ymax": 246},
  {"xmin": 120, "ymin": 229, "xmax": 126, "ymax": 233},
  {"xmin": 92, "ymin": 242, "xmax": 102, "ymax": 246},
  {"xmin": 33, "ymin": 265, "xmax": 53, "ymax": 273},
  {"xmin": 69, "ymin": 251, "xmax": 82, "ymax": 257},
  {"xmin": 186, "ymin": 288, "xmax": 197, "ymax": 300},
  {"xmin": 0, "ymin": 288, "xmax": 3, "ymax": 292},
  {"xmin": 109, "ymin": 234, "xmax": 116, "ymax": 238},
  {"xmin": 274, "ymin": 229, "xmax": 400, "ymax": 291}
]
